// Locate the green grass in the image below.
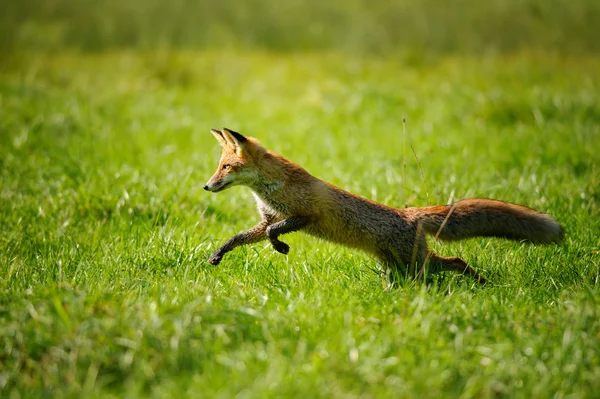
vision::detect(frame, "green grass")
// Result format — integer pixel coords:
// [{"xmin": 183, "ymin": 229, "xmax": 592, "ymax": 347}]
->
[
  {"xmin": 3, "ymin": 0, "xmax": 600, "ymax": 55},
  {"xmin": 1, "ymin": 51, "xmax": 599, "ymax": 397}
]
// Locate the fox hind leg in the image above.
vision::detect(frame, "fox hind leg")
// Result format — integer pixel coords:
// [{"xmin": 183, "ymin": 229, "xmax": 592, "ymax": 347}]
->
[
  {"xmin": 377, "ymin": 249, "xmax": 416, "ymax": 289},
  {"xmin": 429, "ymin": 254, "xmax": 487, "ymax": 285}
]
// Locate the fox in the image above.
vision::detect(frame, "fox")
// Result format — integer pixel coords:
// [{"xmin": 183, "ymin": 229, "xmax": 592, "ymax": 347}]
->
[{"xmin": 203, "ymin": 128, "xmax": 564, "ymax": 285}]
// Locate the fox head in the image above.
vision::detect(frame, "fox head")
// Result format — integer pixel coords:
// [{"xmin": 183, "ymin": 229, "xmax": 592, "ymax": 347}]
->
[{"xmin": 204, "ymin": 128, "xmax": 262, "ymax": 192}]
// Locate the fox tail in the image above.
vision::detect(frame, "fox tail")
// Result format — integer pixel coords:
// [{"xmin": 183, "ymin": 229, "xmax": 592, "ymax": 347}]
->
[{"xmin": 413, "ymin": 198, "xmax": 564, "ymax": 244}]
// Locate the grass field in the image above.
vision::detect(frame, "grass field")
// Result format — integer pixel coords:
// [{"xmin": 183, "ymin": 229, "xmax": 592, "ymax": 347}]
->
[{"xmin": 1, "ymin": 51, "xmax": 599, "ymax": 397}]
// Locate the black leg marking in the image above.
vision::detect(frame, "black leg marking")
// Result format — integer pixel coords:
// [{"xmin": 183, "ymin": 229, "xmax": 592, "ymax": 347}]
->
[
  {"xmin": 265, "ymin": 216, "xmax": 311, "ymax": 255},
  {"xmin": 208, "ymin": 222, "xmax": 269, "ymax": 265},
  {"xmin": 428, "ymin": 254, "xmax": 487, "ymax": 285}
]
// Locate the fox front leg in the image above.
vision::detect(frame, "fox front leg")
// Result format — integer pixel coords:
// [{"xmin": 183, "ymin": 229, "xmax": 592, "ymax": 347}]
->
[
  {"xmin": 265, "ymin": 216, "xmax": 311, "ymax": 255},
  {"xmin": 208, "ymin": 222, "xmax": 269, "ymax": 265}
]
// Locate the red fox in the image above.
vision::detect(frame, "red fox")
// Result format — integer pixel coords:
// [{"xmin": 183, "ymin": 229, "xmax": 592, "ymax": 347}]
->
[{"xmin": 204, "ymin": 128, "xmax": 564, "ymax": 285}]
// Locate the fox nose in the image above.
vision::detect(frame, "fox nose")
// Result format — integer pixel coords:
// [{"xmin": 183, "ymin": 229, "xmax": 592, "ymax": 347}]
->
[{"xmin": 203, "ymin": 185, "xmax": 209, "ymax": 191}]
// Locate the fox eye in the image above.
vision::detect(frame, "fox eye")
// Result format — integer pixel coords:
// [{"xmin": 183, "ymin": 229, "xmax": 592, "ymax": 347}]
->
[{"xmin": 222, "ymin": 164, "xmax": 230, "ymax": 170}]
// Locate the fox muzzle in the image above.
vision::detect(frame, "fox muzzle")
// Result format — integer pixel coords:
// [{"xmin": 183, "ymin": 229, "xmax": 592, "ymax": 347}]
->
[{"xmin": 204, "ymin": 179, "xmax": 232, "ymax": 192}]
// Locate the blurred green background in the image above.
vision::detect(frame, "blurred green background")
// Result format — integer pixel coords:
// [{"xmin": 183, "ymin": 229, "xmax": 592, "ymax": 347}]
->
[
  {"xmin": 2, "ymin": 0, "xmax": 600, "ymax": 56},
  {"xmin": 2, "ymin": 1, "xmax": 600, "ymax": 397}
]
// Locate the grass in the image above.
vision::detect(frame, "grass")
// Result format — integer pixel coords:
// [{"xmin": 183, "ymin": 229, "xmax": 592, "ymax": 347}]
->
[
  {"xmin": 3, "ymin": 0, "xmax": 600, "ymax": 55},
  {"xmin": 1, "ymin": 50, "xmax": 599, "ymax": 397}
]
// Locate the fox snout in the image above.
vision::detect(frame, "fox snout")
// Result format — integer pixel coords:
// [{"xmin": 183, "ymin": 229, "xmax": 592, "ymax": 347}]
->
[
  {"xmin": 203, "ymin": 180, "xmax": 228, "ymax": 192},
  {"xmin": 204, "ymin": 172, "xmax": 235, "ymax": 192},
  {"xmin": 203, "ymin": 182, "xmax": 221, "ymax": 192}
]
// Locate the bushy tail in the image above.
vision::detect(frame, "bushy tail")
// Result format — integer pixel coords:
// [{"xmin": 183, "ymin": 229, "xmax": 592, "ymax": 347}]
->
[{"xmin": 413, "ymin": 198, "xmax": 564, "ymax": 244}]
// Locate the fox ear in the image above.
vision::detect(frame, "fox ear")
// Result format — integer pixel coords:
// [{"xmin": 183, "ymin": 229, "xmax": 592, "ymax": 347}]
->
[
  {"xmin": 211, "ymin": 128, "xmax": 228, "ymax": 147},
  {"xmin": 221, "ymin": 128, "xmax": 247, "ymax": 155}
]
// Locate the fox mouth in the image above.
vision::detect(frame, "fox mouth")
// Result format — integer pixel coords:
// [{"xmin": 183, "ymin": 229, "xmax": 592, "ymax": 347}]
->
[{"xmin": 212, "ymin": 181, "xmax": 232, "ymax": 192}]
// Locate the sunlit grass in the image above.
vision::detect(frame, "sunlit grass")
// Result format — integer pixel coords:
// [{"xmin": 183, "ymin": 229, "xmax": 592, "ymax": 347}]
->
[{"xmin": 1, "ymin": 51, "xmax": 599, "ymax": 397}]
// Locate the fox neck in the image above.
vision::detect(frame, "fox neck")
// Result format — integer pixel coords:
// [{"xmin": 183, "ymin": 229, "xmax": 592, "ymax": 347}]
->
[
  {"xmin": 245, "ymin": 153, "xmax": 288, "ymax": 197},
  {"xmin": 249, "ymin": 175, "xmax": 285, "ymax": 196}
]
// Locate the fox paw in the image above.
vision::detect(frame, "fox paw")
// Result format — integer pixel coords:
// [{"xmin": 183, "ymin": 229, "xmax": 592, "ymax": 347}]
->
[
  {"xmin": 272, "ymin": 240, "xmax": 290, "ymax": 255},
  {"xmin": 208, "ymin": 253, "xmax": 223, "ymax": 265}
]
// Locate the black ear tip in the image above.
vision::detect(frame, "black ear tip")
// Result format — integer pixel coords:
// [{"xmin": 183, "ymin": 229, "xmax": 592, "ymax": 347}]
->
[
  {"xmin": 223, "ymin": 127, "xmax": 247, "ymax": 142},
  {"xmin": 211, "ymin": 128, "xmax": 221, "ymax": 134}
]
